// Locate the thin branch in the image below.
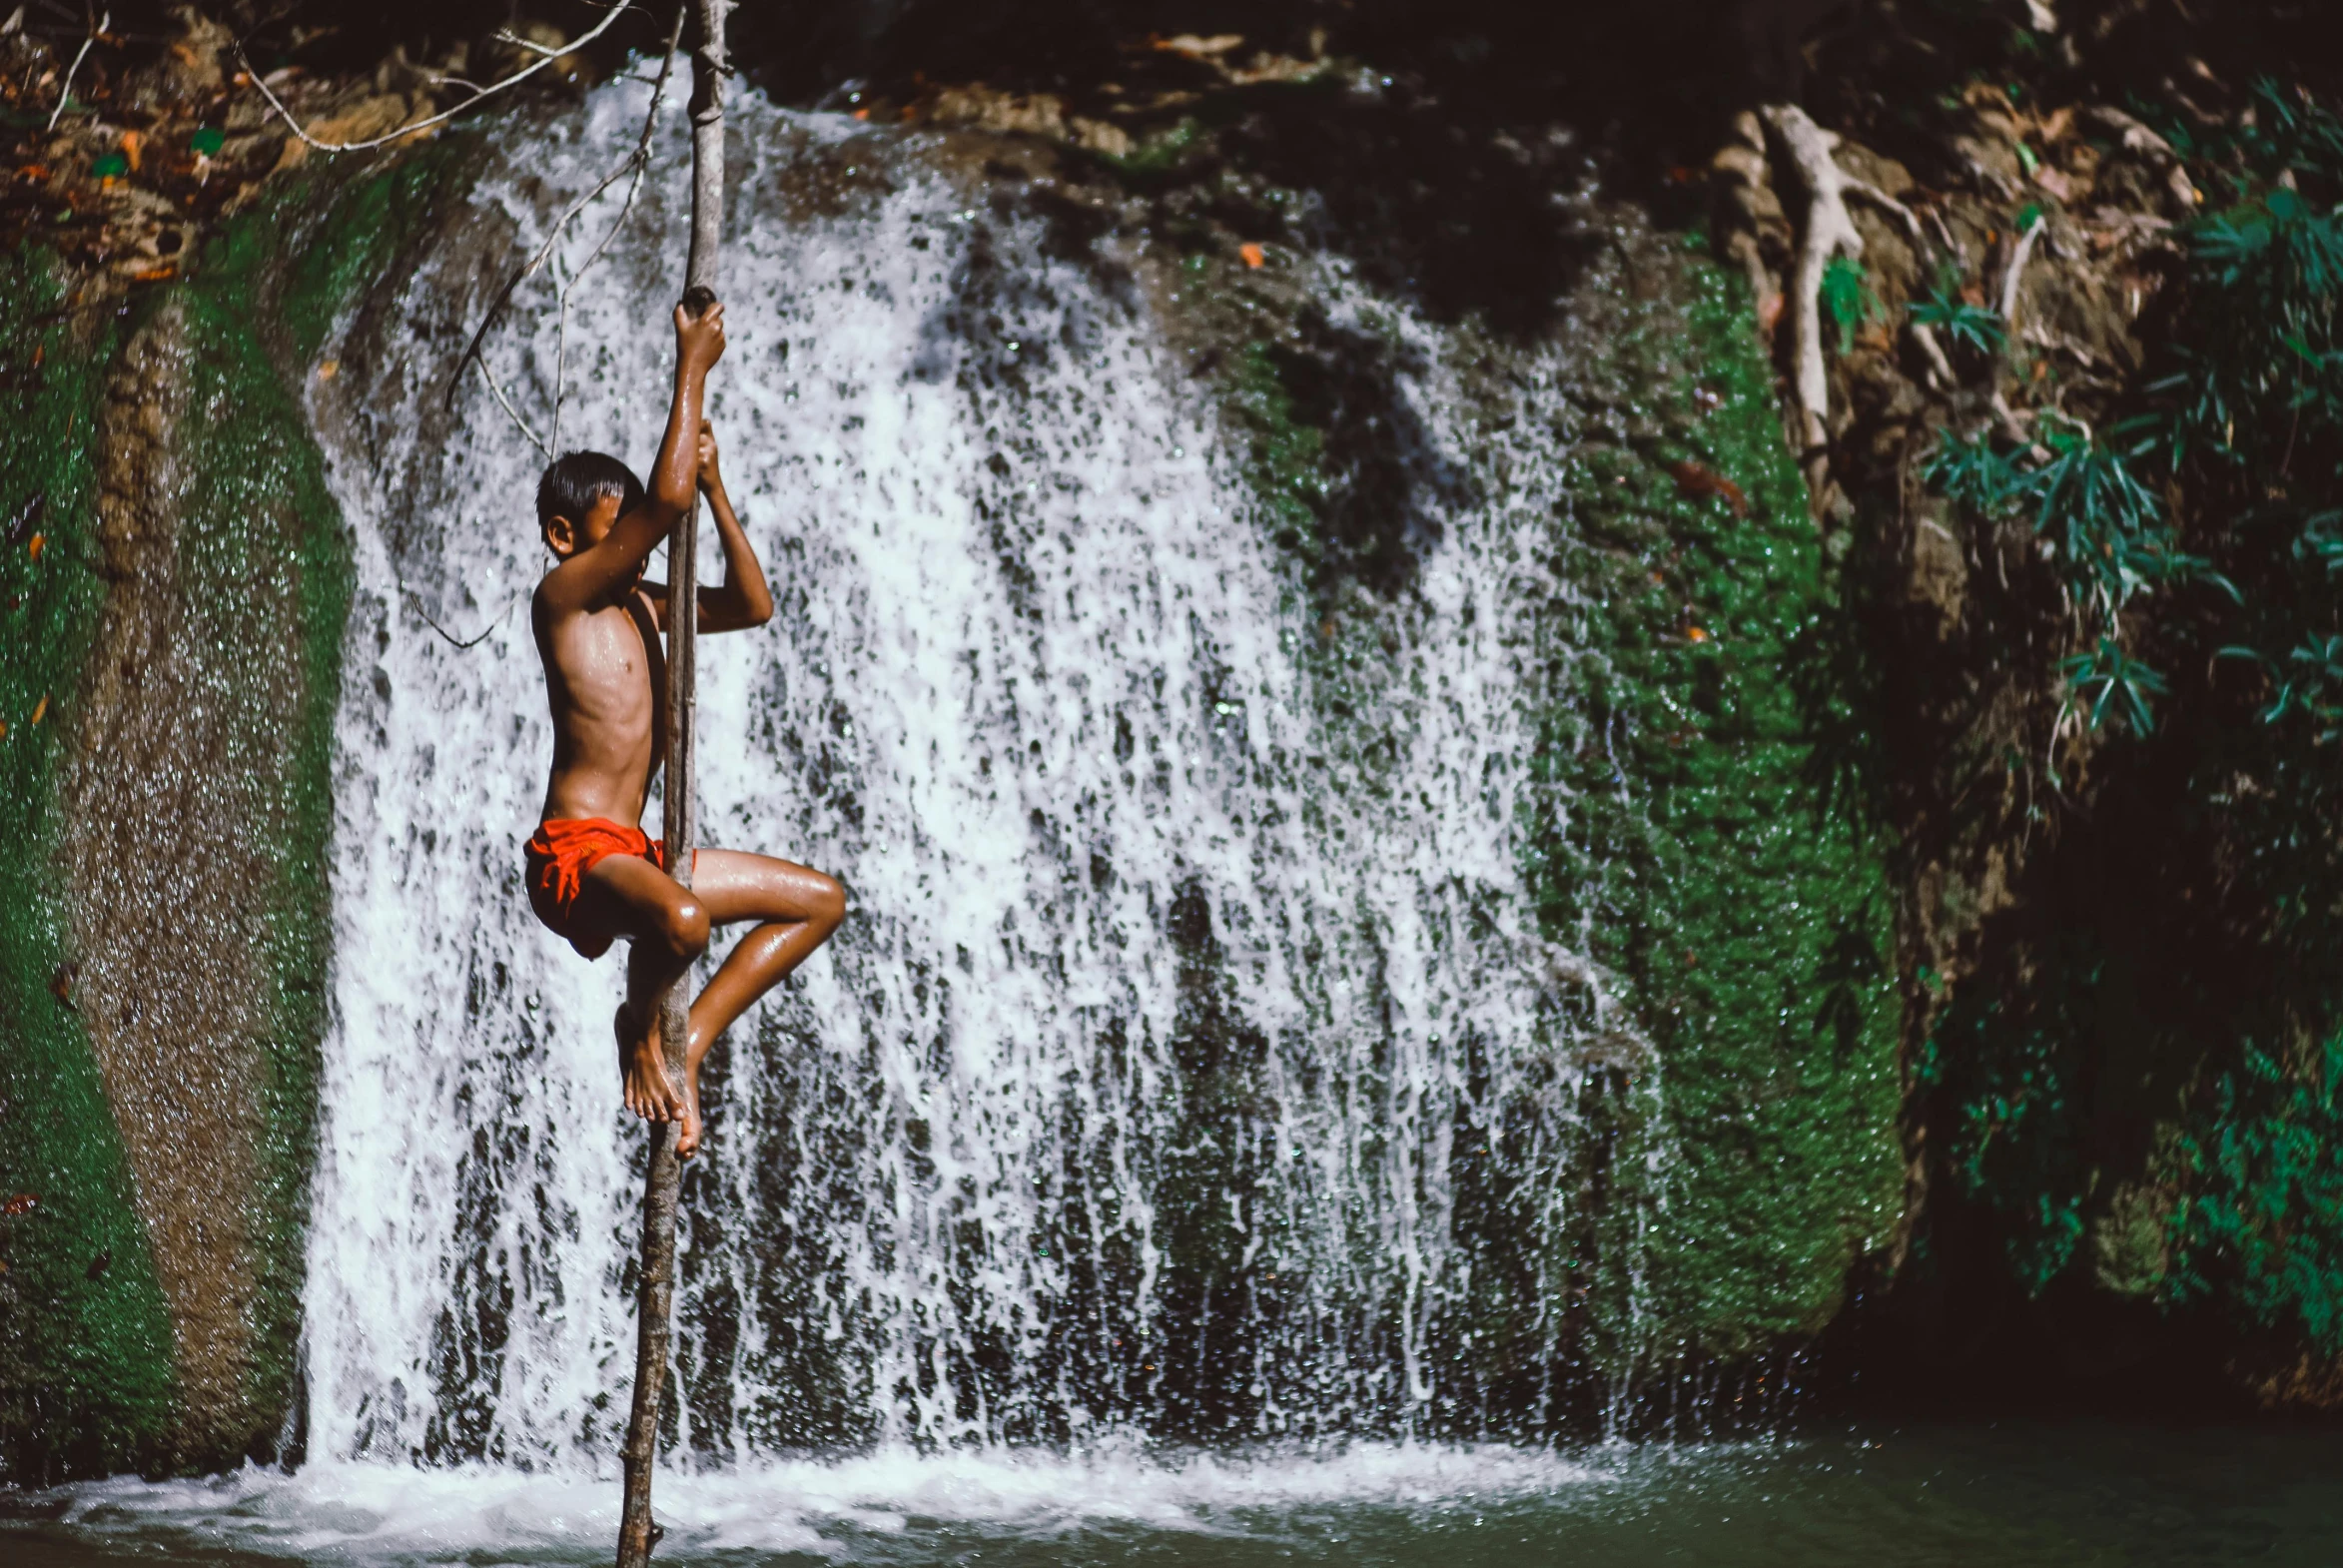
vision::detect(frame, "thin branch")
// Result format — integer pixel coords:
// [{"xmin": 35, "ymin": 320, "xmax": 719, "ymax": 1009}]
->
[
  {"xmin": 400, "ymin": 579, "xmax": 521, "ymax": 649},
  {"xmin": 45, "ymin": 7, "xmax": 107, "ymax": 133},
  {"xmin": 492, "ymin": 28, "xmax": 568, "ymax": 59},
  {"xmin": 548, "ymin": 36, "xmax": 675, "ymax": 446},
  {"xmin": 1760, "ymin": 102, "xmax": 1867, "ymax": 514},
  {"xmin": 235, "ymin": 0, "xmax": 632, "ymax": 157},
  {"xmin": 445, "ymin": 5, "xmax": 684, "ymax": 416},
  {"xmin": 479, "ymin": 358, "xmax": 552, "ymax": 456}
]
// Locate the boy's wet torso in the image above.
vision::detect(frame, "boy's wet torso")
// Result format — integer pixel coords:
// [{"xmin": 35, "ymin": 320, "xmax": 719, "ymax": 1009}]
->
[{"xmin": 533, "ymin": 555, "xmax": 669, "ymax": 829}]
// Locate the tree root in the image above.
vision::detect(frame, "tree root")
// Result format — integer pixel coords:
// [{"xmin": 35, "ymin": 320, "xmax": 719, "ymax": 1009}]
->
[
  {"xmin": 1760, "ymin": 103, "xmax": 1933, "ymax": 517},
  {"xmin": 2000, "ymin": 214, "xmax": 2045, "ymax": 329}
]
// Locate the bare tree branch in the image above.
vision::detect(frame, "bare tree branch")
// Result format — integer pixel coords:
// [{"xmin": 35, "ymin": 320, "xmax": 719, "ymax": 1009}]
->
[
  {"xmin": 45, "ymin": 6, "xmax": 106, "ymax": 133},
  {"xmin": 235, "ymin": 1, "xmax": 634, "ymax": 157},
  {"xmin": 399, "ymin": 578, "xmax": 522, "ymax": 649},
  {"xmin": 446, "ymin": 4, "xmax": 685, "ymax": 427}
]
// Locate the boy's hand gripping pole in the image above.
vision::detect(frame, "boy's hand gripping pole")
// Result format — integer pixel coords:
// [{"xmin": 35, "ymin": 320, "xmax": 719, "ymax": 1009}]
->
[{"xmin": 617, "ymin": 3, "xmax": 728, "ymax": 1563}]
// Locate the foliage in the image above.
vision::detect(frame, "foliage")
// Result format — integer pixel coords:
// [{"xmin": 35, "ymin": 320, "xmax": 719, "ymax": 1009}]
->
[
  {"xmin": 2167, "ymin": 1035, "xmax": 2343, "ymax": 1355},
  {"xmin": 1916, "ymin": 938, "xmax": 2099, "ymax": 1296},
  {"xmin": 1915, "ymin": 78, "xmax": 2343, "ymax": 1358},
  {"xmin": 1908, "ymin": 276, "xmax": 2005, "ymax": 357},
  {"xmin": 1922, "ymin": 412, "xmax": 2221, "ymax": 729},
  {"xmin": 1919, "ymin": 82, "xmax": 2343, "ymax": 741},
  {"xmin": 1821, "ymin": 253, "xmax": 1884, "ymax": 354},
  {"xmin": 1920, "ymin": 423, "xmax": 2019, "ymax": 513},
  {"xmin": 2059, "ymin": 638, "xmax": 2169, "ymax": 736}
]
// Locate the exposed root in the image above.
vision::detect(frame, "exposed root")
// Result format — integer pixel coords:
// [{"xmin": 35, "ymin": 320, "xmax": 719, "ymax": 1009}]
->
[
  {"xmin": 1759, "ymin": 103, "xmax": 1872, "ymax": 514},
  {"xmin": 2079, "ymin": 106, "xmax": 2203, "ymax": 212},
  {"xmin": 2000, "ymin": 214, "xmax": 2046, "ymax": 328},
  {"xmin": 1909, "ymin": 321, "xmax": 1957, "ymax": 392}
]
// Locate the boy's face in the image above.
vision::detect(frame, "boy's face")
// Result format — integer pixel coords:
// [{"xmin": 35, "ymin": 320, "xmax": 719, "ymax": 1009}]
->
[{"xmin": 542, "ymin": 491, "xmax": 635, "ymax": 576}]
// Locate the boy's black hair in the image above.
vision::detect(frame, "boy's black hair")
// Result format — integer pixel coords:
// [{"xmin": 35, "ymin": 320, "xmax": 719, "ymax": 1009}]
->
[{"xmin": 536, "ymin": 450, "xmax": 645, "ymax": 531}]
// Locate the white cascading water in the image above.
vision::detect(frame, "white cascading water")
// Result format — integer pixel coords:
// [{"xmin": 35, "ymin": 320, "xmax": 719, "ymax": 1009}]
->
[{"xmin": 302, "ymin": 76, "xmax": 1658, "ymax": 1487}]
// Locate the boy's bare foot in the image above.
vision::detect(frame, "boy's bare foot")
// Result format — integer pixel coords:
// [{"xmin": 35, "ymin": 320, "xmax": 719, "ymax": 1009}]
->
[
  {"xmin": 674, "ymin": 1053, "xmax": 706, "ymax": 1159},
  {"xmin": 615, "ymin": 1001, "xmax": 683, "ymax": 1125}
]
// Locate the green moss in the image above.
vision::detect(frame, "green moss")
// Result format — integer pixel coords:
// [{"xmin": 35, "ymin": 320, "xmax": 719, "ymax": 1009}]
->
[
  {"xmin": 170, "ymin": 142, "xmax": 471, "ymax": 1458},
  {"xmin": 157, "ymin": 285, "xmax": 348, "ymax": 1455},
  {"xmin": 0, "ymin": 253, "xmax": 179, "ymax": 1477},
  {"xmin": 0, "ymin": 141, "xmax": 472, "ymax": 1476},
  {"xmin": 1529, "ymin": 255, "xmax": 1903, "ymax": 1361},
  {"xmin": 1223, "ymin": 340, "xmax": 1327, "ymax": 554}
]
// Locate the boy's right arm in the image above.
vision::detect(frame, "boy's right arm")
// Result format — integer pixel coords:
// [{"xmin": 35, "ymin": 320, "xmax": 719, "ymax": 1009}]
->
[{"xmin": 540, "ymin": 300, "xmax": 727, "ymax": 613}]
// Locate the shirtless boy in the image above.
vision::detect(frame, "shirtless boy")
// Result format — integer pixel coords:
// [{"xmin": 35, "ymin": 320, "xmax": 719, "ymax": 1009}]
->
[{"xmin": 524, "ymin": 294, "xmax": 844, "ymax": 1157}]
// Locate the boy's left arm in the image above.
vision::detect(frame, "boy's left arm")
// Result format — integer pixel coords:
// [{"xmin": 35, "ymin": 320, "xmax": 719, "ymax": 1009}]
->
[{"xmin": 647, "ymin": 423, "xmax": 774, "ymax": 634}]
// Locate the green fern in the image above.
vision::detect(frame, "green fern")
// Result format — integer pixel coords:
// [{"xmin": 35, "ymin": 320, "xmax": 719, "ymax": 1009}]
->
[
  {"xmin": 1909, "ymin": 279, "xmax": 2006, "ymax": 358},
  {"xmin": 1820, "ymin": 254, "xmax": 1883, "ymax": 354}
]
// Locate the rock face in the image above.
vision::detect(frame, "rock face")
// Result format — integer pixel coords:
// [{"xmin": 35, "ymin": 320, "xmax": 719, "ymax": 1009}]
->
[
  {"xmin": 0, "ymin": 147, "xmax": 474, "ymax": 1477},
  {"xmin": 55, "ymin": 296, "xmax": 284, "ymax": 1467}
]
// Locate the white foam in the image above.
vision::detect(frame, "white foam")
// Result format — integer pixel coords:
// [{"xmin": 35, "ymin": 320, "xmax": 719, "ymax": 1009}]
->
[{"xmin": 49, "ymin": 1444, "xmax": 1604, "ymax": 1561}]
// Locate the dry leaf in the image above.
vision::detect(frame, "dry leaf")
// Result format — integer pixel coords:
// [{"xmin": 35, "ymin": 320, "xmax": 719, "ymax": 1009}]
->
[{"xmin": 1669, "ymin": 459, "xmax": 1751, "ymax": 517}]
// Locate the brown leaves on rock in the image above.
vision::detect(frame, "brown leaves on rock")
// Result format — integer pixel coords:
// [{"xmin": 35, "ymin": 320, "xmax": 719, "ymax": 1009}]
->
[
  {"xmin": 0, "ymin": 10, "xmax": 444, "ymax": 285},
  {"xmin": 1668, "ymin": 459, "xmax": 1751, "ymax": 518}
]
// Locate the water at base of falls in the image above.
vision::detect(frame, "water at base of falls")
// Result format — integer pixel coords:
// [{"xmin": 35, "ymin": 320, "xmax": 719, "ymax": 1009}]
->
[
  {"xmin": 306, "ymin": 75, "xmax": 1655, "ymax": 1467},
  {"xmin": 14, "ymin": 1426, "xmax": 2343, "ymax": 1565}
]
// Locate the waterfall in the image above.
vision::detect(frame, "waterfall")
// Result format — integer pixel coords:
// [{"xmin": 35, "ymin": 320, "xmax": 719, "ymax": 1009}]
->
[{"xmin": 302, "ymin": 79, "xmax": 1650, "ymax": 1471}]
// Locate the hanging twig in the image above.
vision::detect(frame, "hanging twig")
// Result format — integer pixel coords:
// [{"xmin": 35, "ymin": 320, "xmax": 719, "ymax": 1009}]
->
[
  {"xmin": 477, "ymin": 357, "xmax": 553, "ymax": 457},
  {"xmin": 448, "ymin": 3, "xmax": 685, "ymax": 448},
  {"xmin": 45, "ymin": 6, "xmax": 108, "ymax": 133},
  {"xmin": 235, "ymin": 1, "xmax": 633, "ymax": 157},
  {"xmin": 398, "ymin": 579, "xmax": 522, "ymax": 649}
]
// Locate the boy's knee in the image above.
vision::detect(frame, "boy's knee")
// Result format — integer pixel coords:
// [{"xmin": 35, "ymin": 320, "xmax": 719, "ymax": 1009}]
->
[
  {"xmin": 661, "ymin": 898, "xmax": 711, "ymax": 959},
  {"xmin": 813, "ymin": 874, "xmax": 847, "ymax": 930}
]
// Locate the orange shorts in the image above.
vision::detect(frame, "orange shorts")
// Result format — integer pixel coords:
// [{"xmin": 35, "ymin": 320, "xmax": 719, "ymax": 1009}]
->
[{"xmin": 523, "ymin": 818, "xmax": 673, "ymax": 959}]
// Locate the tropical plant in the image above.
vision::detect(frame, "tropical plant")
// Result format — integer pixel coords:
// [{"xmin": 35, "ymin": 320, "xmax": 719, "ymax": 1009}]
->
[
  {"xmin": 1821, "ymin": 254, "xmax": 1884, "ymax": 354},
  {"xmin": 2059, "ymin": 638, "xmax": 2169, "ymax": 735},
  {"xmin": 1908, "ymin": 276, "xmax": 2006, "ymax": 357}
]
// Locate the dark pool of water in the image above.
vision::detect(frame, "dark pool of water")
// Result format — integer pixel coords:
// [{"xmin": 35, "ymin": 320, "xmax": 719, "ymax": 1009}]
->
[{"xmin": 5, "ymin": 1422, "xmax": 2340, "ymax": 1566}]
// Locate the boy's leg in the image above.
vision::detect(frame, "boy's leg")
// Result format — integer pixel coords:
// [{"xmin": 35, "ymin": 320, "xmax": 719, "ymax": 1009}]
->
[
  {"xmin": 668, "ymin": 848, "xmax": 846, "ymax": 1155},
  {"xmin": 571, "ymin": 853, "xmax": 712, "ymax": 1127}
]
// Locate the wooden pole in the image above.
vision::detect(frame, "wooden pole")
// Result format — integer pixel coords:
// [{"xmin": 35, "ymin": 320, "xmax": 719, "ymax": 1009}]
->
[{"xmin": 617, "ymin": 3, "xmax": 727, "ymax": 1562}]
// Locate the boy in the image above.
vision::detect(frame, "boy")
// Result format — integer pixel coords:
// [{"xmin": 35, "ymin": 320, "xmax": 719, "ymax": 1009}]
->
[{"xmin": 524, "ymin": 295, "xmax": 844, "ymax": 1158}]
